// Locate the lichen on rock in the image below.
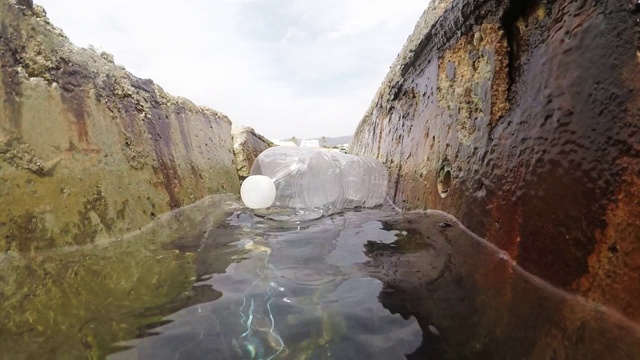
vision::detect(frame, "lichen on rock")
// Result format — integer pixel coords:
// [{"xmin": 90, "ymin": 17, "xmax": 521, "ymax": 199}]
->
[
  {"xmin": 437, "ymin": 23, "xmax": 509, "ymax": 144},
  {"xmin": 0, "ymin": 136, "xmax": 58, "ymax": 176}
]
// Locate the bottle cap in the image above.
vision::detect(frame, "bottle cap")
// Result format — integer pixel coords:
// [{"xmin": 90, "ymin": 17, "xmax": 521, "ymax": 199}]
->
[{"xmin": 240, "ymin": 175, "xmax": 277, "ymax": 209}]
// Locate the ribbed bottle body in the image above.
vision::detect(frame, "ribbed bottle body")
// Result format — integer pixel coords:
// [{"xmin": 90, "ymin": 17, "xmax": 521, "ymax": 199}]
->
[
  {"xmin": 329, "ymin": 152, "xmax": 388, "ymax": 208},
  {"xmin": 246, "ymin": 147, "xmax": 388, "ymax": 221},
  {"xmin": 249, "ymin": 147, "xmax": 345, "ymax": 221}
]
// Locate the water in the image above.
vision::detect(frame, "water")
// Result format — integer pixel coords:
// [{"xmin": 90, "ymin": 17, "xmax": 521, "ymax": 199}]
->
[
  {"xmin": 111, "ymin": 209, "xmax": 422, "ymax": 360},
  {"xmin": 1, "ymin": 195, "xmax": 639, "ymax": 359}
]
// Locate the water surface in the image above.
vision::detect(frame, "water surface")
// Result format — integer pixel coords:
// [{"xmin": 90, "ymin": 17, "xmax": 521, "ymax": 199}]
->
[{"xmin": 1, "ymin": 195, "xmax": 639, "ymax": 359}]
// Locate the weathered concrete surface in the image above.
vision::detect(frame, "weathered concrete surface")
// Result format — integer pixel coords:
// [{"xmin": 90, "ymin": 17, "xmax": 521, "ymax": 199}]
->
[
  {"xmin": 231, "ymin": 126, "xmax": 275, "ymax": 180},
  {"xmin": 351, "ymin": 0, "xmax": 640, "ymax": 321},
  {"xmin": 0, "ymin": 0, "xmax": 240, "ymax": 252}
]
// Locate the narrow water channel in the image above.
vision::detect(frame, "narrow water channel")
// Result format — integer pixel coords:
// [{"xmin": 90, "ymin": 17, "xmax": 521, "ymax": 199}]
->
[{"xmin": 1, "ymin": 195, "xmax": 639, "ymax": 359}]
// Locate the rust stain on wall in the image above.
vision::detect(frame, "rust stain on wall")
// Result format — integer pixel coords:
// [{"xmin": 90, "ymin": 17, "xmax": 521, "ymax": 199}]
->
[
  {"xmin": 56, "ymin": 60, "xmax": 92, "ymax": 145},
  {"xmin": 351, "ymin": 0, "xmax": 640, "ymax": 321},
  {"xmin": 144, "ymin": 101, "xmax": 182, "ymax": 210},
  {"xmin": 0, "ymin": 22, "xmax": 23, "ymax": 133},
  {"xmin": 574, "ymin": 158, "xmax": 640, "ymax": 321}
]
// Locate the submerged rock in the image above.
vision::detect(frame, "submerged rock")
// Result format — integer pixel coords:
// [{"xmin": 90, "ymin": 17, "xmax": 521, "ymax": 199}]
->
[
  {"xmin": 0, "ymin": 0, "xmax": 240, "ymax": 251},
  {"xmin": 0, "ymin": 194, "xmax": 240, "ymax": 359},
  {"xmin": 231, "ymin": 126, "xmax": 275, "ymax": 180},
  {"xmin": 364, "ymin": 212, "xmax": 640, "ymax": 359},
  {"xmin": 351, "ymin": 0, "xmax": 640, "ymax": 321}
]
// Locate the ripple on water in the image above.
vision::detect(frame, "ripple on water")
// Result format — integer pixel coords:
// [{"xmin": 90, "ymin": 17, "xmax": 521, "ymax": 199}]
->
[{"xmin": 275, "ymin": 263, "xmax": 346, "ymax": 289}]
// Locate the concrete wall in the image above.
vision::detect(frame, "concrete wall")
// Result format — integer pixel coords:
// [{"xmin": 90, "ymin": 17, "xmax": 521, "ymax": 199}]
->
[
  {"xmin": 351, "ymin": 0, "xmax": 640, "ymax": 322},
  {"xmin": 0, "ymin": 0, "xmax": 240, "ymax": 251}
]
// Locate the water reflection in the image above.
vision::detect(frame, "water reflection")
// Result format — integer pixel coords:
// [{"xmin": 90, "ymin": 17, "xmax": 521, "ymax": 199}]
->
[
  {"xmin": 0, "ymin": 195, "xmax": 240, "ymax": 359},
  {"xmin": 364, "ymin": 211, "xmax": 640, "ymax": 359},
  {"xmin": 112, "ymin": 209, "xmax": 422, "ymax": 360},
  {"xmin": 2, "ymin": 200, "xmax": 639, "ymax": 360}
]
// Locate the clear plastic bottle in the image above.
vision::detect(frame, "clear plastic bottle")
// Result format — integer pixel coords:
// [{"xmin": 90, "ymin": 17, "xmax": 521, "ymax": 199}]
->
[
  {"xmin": 329, "ymin": 151, "xmax": 389, "ymax": 208},
  {"xmin": 240, "ymin": 147, "xmax": 388, "ymax": 221}
]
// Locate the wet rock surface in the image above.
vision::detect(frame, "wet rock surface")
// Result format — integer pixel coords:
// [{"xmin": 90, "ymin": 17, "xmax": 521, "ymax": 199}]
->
[
  {"xmin": 0, "ymin": 0, "xmax": 240, "ymax": 251},
  {"xmin": 0, "ymin": 194, "xmax": 239, "ymax": 359},
  {"xmin": 364, "ymin": 211, "xmax": 640, "ymax": 359},
  {"xmin": 232, "ymin": 126, "xmax": 275, "ymax": 180},
  {"xmin": 351, "ymin": 0, "xmax": 640, "ymax": 321}
]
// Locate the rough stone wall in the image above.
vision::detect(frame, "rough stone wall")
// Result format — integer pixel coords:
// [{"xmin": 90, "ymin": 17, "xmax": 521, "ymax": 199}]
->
[
  {"xmin": 231, "ymin": 126, "xmax": 275, "ymax": 180},
  {"xmin": 0, "ymin": 0, "xmax": 240, "ymax": 252},
  {"xmin": 351, "ymin": 0, "xmax": 640, "ymax": 321}
]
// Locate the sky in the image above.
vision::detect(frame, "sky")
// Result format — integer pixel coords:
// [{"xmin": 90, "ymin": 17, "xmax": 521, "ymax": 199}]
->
[{"xmin": 35, "ymin": 0, "xmax": 429, "ymax": 140}]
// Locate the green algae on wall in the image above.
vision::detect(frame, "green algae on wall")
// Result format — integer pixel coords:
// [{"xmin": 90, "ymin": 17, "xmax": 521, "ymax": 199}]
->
[{"xmin": 0, "ymin": 0, "xmax": 240, "ymax": 251}]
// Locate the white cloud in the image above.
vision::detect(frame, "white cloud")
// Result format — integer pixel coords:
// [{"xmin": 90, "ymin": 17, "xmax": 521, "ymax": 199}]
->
[{"xmin": 35, "ymin": 0, "xmax": 429, "ymax": 139}]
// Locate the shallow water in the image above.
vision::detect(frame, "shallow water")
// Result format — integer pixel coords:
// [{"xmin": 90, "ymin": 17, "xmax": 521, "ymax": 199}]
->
[
  {"xmin": 1, "ymin": 195, "xmax": 640, "ymax": 359},
  {"xmin": 110, "ymin": 209, "xmax": 423, "ymax": 360}
]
